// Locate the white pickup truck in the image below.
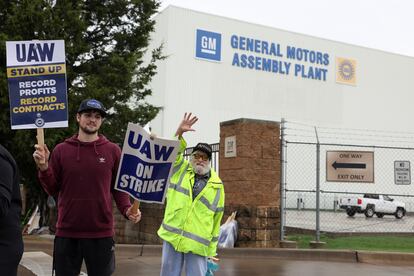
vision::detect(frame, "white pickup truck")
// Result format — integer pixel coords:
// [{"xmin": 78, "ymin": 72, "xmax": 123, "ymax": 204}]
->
[{"xmin": 339, "ymin": 194, "xmax": 406, "ymax": 219}]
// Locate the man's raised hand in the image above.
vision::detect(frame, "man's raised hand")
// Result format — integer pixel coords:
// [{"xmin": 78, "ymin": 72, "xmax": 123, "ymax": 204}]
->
[{"xmin": 175, "ymin": 112, "xmax": 198, "ymax": 137}]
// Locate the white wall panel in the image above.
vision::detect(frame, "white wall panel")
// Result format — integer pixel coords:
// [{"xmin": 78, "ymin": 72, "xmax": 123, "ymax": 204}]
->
[{"xmin": 148, "ymin": 6, "xmax": 414, "ymax": 147}]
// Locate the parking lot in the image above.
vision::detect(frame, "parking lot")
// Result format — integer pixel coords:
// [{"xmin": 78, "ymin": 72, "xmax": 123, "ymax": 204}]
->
[{"xmin": 286, "ymin": 210, "xmax": 414, "ymax": 233}]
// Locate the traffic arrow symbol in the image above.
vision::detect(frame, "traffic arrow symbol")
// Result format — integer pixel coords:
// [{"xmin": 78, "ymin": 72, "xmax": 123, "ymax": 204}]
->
[{"xmin": 332, "ymin": 161, "xmax": 366, "ymax": 170}]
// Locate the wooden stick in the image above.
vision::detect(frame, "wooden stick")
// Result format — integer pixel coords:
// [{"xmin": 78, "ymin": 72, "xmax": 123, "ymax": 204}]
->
[
  {"xmin": 131, "ymin": 200, "xmax": 140, "ymax": 214},
  {"xmin": 37, "ymin": 128, "xmax": 44, "ymax": 145},
  {"xmin": 36, "ymin": 128, "xmax": 45, "ymax": 165}
]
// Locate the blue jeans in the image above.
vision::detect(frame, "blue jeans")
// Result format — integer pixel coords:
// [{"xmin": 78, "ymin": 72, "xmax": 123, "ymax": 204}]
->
[{"xmin": 160, "ymin": 241, "xmax": 207, "ymax": 276}]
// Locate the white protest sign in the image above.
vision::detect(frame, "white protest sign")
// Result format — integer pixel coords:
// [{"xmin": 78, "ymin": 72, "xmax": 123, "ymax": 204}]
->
[{"xmin": 115, "ymin": 123, "xmax": 180, "ymax": 204}]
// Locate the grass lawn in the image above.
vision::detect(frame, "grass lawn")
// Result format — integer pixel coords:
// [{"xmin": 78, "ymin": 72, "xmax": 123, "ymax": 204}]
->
[{"xmin": 286, "ymin": 234, "xmax": 414, "ymax": 252}]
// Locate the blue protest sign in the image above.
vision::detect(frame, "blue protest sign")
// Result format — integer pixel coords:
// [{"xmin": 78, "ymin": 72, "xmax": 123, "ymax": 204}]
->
[
  {"xmin": 115, "ymin": 123, "xmax": 180, "ymax": 204},
  {"xmin": 6, "ymin": 40, "xmax": 68, "ymax": 129}
]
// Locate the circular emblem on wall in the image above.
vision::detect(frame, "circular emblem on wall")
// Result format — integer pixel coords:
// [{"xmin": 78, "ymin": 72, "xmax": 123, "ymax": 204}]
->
[{"xmin": 338, "ymin": 60, "xmax": 355, "ymax": 80}]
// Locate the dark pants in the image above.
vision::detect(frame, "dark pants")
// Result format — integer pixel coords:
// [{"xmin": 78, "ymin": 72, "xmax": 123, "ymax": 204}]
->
[
  {"xmin": 53, "ymin": 236, "xmax": 115, "ymax": 276},
  {"xmin": 0, "ymin": 259, "xmax": 21, "ymax": 276},
  {"xmin": 0, "ymin": 231, "xmax": 24, "ymax": 276}
]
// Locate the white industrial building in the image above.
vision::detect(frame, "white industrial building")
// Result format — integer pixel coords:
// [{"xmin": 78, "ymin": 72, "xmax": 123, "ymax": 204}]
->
[
  {"xmin": 148, "ymin": 6, "xmax": 414, "ymax": 148},
  {"xmin": 146, "ymin": 6, "xmax": 414, "ymax": 215}
]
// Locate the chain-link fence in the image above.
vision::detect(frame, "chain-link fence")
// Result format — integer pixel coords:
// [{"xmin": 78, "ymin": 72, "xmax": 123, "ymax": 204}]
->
[{"xmin": 281, "ymin": 120, "xmax": 414, "ymax": 239}]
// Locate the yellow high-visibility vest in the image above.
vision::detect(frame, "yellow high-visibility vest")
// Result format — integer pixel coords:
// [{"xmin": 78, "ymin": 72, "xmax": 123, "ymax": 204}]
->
[{"xmin": 158, "ymin": 137, "xmax": 225, "ymax": 257}]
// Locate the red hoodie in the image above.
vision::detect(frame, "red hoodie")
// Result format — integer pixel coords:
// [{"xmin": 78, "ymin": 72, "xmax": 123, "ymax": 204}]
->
[{"xmin": 38, "ymin": 134, "xmax": 131, "ymax": 238}]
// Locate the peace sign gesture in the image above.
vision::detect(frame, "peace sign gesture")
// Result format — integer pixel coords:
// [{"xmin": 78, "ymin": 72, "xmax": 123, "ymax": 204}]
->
[{"xmin": 175, "ymin": 112, "xmax": 198, "ymax": 137}]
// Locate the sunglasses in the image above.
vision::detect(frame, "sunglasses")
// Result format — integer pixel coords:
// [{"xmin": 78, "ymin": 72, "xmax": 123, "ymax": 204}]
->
[{"xmin": 192, "ymin": 153, "xmax": 209, "ymax": 161}]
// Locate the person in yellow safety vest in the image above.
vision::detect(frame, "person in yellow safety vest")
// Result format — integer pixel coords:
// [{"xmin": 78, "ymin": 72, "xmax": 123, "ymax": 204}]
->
[{"xmin": 158, "ymin": 113, "xmax": 225, "ymax": 276}]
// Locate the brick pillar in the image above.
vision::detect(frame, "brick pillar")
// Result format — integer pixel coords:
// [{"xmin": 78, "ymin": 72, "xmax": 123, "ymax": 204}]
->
[{"xmin": 219, "ymin": 118, "xmax": 280, "ymax": 248}]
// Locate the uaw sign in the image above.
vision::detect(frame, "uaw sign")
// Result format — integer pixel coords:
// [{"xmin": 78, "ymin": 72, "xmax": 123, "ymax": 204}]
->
[
  {"xmin": 6, "ymin": 40, "xmax": 68, "ymax": 129},
  {"xmin": 115, "ymin": 123, "xmax": 180, "ymax": 204},
  {"xmin": 326, "ymin": 151, "xmax": 374, "ymax": 183}
]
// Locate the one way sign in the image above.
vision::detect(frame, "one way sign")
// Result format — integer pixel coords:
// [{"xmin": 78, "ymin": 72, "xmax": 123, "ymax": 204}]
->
[{"xmin": 326, "ymin": 151, "xmax": 374, "ymax": 183}]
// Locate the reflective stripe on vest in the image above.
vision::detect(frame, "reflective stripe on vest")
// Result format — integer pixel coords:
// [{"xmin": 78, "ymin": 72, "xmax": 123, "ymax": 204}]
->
[
  {"xmin": 162, "ymin": 222, "xmax": 211, "ymax": 246},
  {"xmin": 199, "ymin": 189, "xmax": 222, "ymax": 213},
  {"xmin": 216, "ymin": 207, "xmax": 224, "ymax": 212},
  {"xmin": 169, "ymin": 163, "xmax": 191, "ymax": 196},
  {"xmin": 172, "ymin": 157, "xmax": 185, "ymax": 175},
  {"xmin": 177, "ymin": 163, "xmax": 189, "ymax": 188},
  {"xmin": 169, "ymin": 183, "xmax": 190, "ymax": 196},
  {"xmin": 170, "ymin": 163, "xmax": 223, "ymax": 213}
]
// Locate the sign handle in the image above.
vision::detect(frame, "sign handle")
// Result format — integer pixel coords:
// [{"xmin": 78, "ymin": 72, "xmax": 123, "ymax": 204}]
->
[
  {"xmin": 131, "ymin": 200, "xmax": 140, "ymax": 214},
  {"xmin": 36, "ymin": 128, "xmax": 45, "ymax": 165}
]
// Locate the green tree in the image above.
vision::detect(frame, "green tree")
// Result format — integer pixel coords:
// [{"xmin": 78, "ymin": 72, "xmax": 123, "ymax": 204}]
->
[{"xmin": 0, "ymin": 0, "xmax": 163, "ymax": 224}]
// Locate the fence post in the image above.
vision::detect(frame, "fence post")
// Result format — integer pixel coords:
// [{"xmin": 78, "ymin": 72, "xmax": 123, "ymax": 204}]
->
[
  {"xmin": 280, "ymin": 118, "xmax": 286, "ymax": 240},
  {"xmin": 314, "ymin": 127, "xmax": 321, "ymax": 242}
]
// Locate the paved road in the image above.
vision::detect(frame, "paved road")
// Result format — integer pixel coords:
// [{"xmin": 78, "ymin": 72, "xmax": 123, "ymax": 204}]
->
[
  {"xmin": 286, "ymin": 210, "xmax": 414, "ymax": 232},
  {"xmin": 114, "ymin": 255, "xmax": 414, "ymax": 276},
  {"xmin": 22, "ymin": 237, "xmax": 414, "ymax": 276}
]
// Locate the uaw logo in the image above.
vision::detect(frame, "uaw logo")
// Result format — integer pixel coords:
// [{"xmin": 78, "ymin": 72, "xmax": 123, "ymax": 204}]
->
[
  {"xmin": 195, "ymin": 29, "xmax": 222, "ymax": 62},
  {"xmin": 336, "ymin": 57, "xmax": 357, "ymax": 85},
  {"xmin": 34, "ymin": 113, "xmax": 45, "ymax": 127}
]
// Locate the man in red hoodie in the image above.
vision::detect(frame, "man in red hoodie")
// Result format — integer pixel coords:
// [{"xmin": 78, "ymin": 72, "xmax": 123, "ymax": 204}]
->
[{"xmin": 33, "ymin": 99, "xmax": 141, "ymax": 276}]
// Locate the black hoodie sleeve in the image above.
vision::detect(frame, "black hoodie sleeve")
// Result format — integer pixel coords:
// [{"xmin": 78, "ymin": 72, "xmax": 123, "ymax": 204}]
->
[{"xmin": 0, "ymin": 154, "xmax": 14, "ymax": 218}]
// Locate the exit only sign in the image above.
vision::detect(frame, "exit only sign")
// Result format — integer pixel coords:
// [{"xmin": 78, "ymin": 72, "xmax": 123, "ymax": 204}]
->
[{"xmin": 326, "ymin": 151, "xmax": 374, "ymax": 183}]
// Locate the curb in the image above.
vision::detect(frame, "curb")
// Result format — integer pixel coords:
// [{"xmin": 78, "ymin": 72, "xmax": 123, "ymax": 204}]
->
[
  {"xmin": 86, "ymin": 243, "xmax": 414, "ymax": 266},
  {"xmin": 23, "ymin": 238, "xmax": 54, "ymax": 254},
  {"xmin": 357, "ymin": 251, "xmax": 414, "ymax": 266},
  {"xmin": 116, "ymin": 244, "xmax": 162, "ymax": 256}
]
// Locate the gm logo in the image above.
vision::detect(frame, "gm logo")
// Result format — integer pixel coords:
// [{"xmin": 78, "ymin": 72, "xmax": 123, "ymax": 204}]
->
[{"xmin": 195, "ymin": 29, "xmax": 221, "ymax": 62}]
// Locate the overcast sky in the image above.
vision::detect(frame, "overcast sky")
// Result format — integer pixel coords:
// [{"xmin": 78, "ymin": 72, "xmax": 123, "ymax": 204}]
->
[{"xmin": 159, "ymin": 0, "xmax": 414, "ymax": 58}]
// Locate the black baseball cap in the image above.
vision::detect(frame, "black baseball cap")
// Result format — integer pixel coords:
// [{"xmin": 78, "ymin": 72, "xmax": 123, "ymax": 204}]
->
[
  {"xmin": 77, "ymin": 99, "xmax": 107, "ymax": 117},
  {"xmin": 192, "ymin": 143, "xmax": 212, "ymax": 160}
]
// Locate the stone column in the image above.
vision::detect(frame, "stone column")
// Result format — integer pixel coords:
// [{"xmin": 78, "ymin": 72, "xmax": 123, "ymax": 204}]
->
[{"xmin": 219, "ymin": 118, "xmax": 280, "ymax": 248}]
